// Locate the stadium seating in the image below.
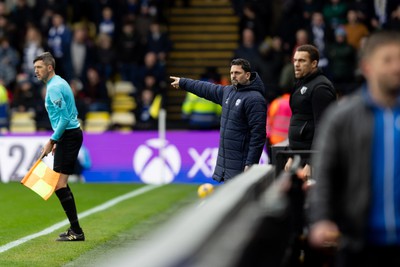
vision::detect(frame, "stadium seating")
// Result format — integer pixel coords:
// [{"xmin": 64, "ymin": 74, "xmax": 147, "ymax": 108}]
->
[
  {"xmin": 9, "ymin": 111, "xmax": 36, "ymax": 133},
  {"xmin": 110, "ymin": 111, "xmax": 136, "ymax": 132},
  {"xmin": 84, "ymin": 111, "xmax": 111, "ymax": 133}
]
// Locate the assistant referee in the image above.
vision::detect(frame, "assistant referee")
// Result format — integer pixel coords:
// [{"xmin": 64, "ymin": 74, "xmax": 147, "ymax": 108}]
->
[{"xmin": 33, "ymin": 52, "xmax": 85, "ymax": 241}]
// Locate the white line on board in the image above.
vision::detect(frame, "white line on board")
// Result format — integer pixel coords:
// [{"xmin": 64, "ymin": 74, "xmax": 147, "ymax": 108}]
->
[{"xmin": 0, "ymin": 184, "xmax": 161, "ymax": 253}]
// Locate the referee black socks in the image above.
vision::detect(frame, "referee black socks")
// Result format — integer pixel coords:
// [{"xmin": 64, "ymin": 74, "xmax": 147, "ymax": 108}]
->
[{"xmin": 55, "ymin": 185, "xmax": 82, "ymax": 234}]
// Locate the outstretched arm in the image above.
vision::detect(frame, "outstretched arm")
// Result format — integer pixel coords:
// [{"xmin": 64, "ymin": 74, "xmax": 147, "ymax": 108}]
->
[{"xmin": 170, "ymin": 75, "xmax": 225, "ymax": 105}]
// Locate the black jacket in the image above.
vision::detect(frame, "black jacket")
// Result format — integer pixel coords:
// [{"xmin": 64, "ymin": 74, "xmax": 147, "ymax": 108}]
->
[
  {"xmin": 179, "ymin": 73, "xmax": 266, "ymax": 182},
  {"xmin": 288, "ymin": 68, "xmax": 336, "ymax": 150}
]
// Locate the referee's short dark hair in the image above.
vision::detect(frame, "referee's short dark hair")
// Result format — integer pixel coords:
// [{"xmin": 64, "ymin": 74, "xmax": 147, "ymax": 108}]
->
[
  {"xmin": 296, "ymin": 44, "xmax": 320, "ymax": 64},
  {"xmin": 33, "ymin": 52, "xmax": 56, "ymax": 70},
  {"xmin": 231, "ymin": 58, "xmax": 251, "ymax": 73}
]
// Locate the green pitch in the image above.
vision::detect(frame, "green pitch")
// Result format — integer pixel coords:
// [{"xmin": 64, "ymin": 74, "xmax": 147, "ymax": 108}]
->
[{"xmin": 0, "ymin": 182, "xmax": 199, "ymax": 266}]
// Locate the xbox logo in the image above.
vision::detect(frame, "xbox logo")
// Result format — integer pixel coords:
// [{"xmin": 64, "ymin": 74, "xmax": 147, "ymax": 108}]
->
[{"xmin": 133, "ymin": 138, "xmax": 181, "ymax": 184}]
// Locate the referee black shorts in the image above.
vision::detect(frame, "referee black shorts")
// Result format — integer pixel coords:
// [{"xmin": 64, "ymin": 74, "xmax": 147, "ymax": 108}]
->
[{"xmin": 53, "ymin": 127, "xmax": 83, "ymax": 175}]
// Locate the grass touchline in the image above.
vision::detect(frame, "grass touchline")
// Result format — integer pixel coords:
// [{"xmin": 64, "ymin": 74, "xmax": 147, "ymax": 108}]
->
[{"xmin": 0, "ymin": 184, "xmax": 160, "ymax": 254}]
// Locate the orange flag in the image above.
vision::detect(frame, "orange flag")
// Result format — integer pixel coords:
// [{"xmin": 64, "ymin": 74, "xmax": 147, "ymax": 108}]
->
[{"xmin": 21, "ymin": 159, "xmax": 60, "ymax": 200}]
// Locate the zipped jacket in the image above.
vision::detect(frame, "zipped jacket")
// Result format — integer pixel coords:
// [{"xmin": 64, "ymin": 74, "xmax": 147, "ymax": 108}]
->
[{"xmin": 179, "ymin": 72, "xmax": 266, "ymax": 182}]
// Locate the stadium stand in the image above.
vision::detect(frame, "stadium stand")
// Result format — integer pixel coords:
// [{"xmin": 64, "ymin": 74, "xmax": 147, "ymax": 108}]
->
[
  {"xmin": 9, "ymin": 111, "xmax": 36, "ymax": 133},
  {"xmin": 84, "ymin": 111, "xmax": 111, "ymax": 133},
  {"xmin": 0, "ymin": 0, "xmax": 397, "ymax": 131},
  {"xmin": 165, "ymin": 0, "xmax": 239, "ymax": 123}
]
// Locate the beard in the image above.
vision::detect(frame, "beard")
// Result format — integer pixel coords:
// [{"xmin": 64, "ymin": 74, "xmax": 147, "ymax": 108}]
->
[
  {"xmin": 378, "ymin": 75, "xmax": 400, "ymax": 97},
  {"xmin": 231, "ymin": 79, "xmax": 238, "ymax": 86}
]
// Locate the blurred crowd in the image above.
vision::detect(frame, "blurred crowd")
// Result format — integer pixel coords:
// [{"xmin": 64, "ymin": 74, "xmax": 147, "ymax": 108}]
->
[
  {"xmin": 232, "ymin": 0, "xmax": 400, "ymax": 101},
  {"xmin": 0, "ymin": 0, "xmax": 171, "ymax": 131},
  {"xmin": 1, "ymin": 0, "xmax": 399, "ymax": 132}
]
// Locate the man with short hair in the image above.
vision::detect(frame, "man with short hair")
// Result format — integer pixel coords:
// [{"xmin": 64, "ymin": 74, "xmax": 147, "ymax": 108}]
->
[
  {"xmin": 308, "ymin": 30, "xmax": 400, "ymax": 266},
  {"xmin": 170, "ymin": 58, "xmax": 266, "ymax": 182},
  {"xmin": 285, "ymin": 44, "xmax": 337, "ymax": 178},
  {"xmin": 33, "ymin": 52, "xmax": 84, "ymax": 241}
]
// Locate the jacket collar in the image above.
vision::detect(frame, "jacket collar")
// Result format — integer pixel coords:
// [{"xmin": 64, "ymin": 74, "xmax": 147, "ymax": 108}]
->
[
  {"xmin": 362, "ymin": 84, "xmax": 400, "ymax": 109},
  {"xmin": 295, "ymin": 68, "xmax": 322, "ymax": 87}
]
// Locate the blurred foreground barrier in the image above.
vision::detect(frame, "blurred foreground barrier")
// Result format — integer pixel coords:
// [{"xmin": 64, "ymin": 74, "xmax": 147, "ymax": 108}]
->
[{"xmin": 98, "ymin": 162, "xmax": 306, "ymax": 267}]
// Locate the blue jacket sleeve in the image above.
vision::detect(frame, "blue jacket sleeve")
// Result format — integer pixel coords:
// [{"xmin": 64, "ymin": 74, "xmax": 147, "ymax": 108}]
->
[
  {"xmin": 179, "ymin": 78, "xmax": 225, "ymax": 105},
  {"xmin": 244, "ymin": 94, "xmax": 267, "ymax": 165}
]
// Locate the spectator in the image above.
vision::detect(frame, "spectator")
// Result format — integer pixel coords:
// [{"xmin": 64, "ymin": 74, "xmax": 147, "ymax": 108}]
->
[
  {"xmin": 138, "ymin": 51, "xmax": 166, "ymax": 91},
  {"xmin": 98, "ymin": 6, "xmax": 115, "ymax": 37},
  {"xmin": 0, "ymin": 37, "xmax": 20, "ymax": 87},
  {"xmin": 259, "ymin": 36, "xmax": 285, "ymax": 101},
  {"xmin": 10, "ymin": 73, "xmax": 38, "ymax": 113},
  {"xmin": 327, "ymin": 27, "xmax": 357, "ymax": 96},
  {"xmin": 135, "ymin": 88, "xmax": 156, "ymax": 130},
  {"xmin": 21, "ymin": 25, "xmax": 45, "ymax": 83},
  {"xmin": 239, "ymin": 1, "xmax": 270, "ymax": 43},
  {"xmin": 181, "ymin": 67, "xmax": 223, "ymax": 130},
  {"xmin": 69, "ymin": 0, "xmax": 113, "ymax": 25},
  {"xmin": 308, "ymin": 30, "xmax": 400, "ymax": 267},
  {"xmin": 343, "ymin": 9, "xmax": 370, "ymax": 51},
  {"xmin": 135, "ymin": 2, "xmax": 154, "ymax": 43},
  {"xmin": 301, "ymin": 0, "xmax": 323, "ymax": 25},
  {"xmin": 146, "ymin": 20, "xmax": 172, "ymax": 64},
  {"xmin": 67, "ymin": 24, "xmax": 94, "ymax": 83},
  {"xmin": 93, "ymin": 33, "xmax": 116, "ymax": 81},
  {"xmin": 142, "ymin": 74, "xmax": 161, "ymax": 95},
  {"xmin": 122, "ymin": 0, "xmax": 142, "ymax": 18},
  {"xmin": 82, "ymin": 67, "xmax": 111, "ymax": 112},
  {"xmin": 32, "ymin": 0, "xmax": 67, "ymax": 26},
  {"xmin": 322, "ymin": 0, "xmax": 348, "ymax": 30},
  {"xmin": 0, "ymin": 14, "xmax": 17, "ymax": 48},
  {"xmin": 388, "ymin": 4, "xmax": 400, "ymax": 30},
  {"xmin": 347, "ymin": 0, "xmax": 370, "ymax": 26},
  {"xmin": 293, "ymin": 28, "xmax": 309, "ymax": 52},
  {"xmin": 36, "ymin": 6, "xmax": 54, "ymax": 36},
  {"xmin": 275, "ymin": 0, "xmax": 304, "ymax": 52},
  {"xmin": 307, "ymin": 12, "xmax": 332, "ymax": 73},
  {"xmin": 117, "ymin": 19, "xmax": 146, "ymax": 86},
  {"xmin": 234, "ymin": 28, "xmax": 264, "ymax": 86},
  {"xmin": 8, "ymin": 0, "xmax": 35, "ymax": 50},
  {"xmin": 368, "ymin": 0, "xmax": 399, "ymax": 30},
  {"xmin": 47, "ymin": 13, "xmax": 72, "ymax": 80}
]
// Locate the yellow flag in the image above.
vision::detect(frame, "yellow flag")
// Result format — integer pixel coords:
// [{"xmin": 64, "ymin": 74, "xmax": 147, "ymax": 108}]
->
[
  {"xmin": 21, "ymin": 159, "xmax": 60, "ymax": 200},
  {"xmin": 149, "ymin": 94, "xmax": 162, "ymax": 119}
]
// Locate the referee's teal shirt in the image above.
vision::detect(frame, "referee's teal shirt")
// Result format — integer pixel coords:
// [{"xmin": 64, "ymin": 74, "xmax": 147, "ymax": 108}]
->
[{"xmin": 45, "ymin": 75, "xmax": 80, "ymax": 141}]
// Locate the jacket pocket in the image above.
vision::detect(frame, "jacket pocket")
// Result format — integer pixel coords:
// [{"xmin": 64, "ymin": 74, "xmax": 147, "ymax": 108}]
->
[{"xmin": 299, "ymin": 121, "xmax": 308, "ymax": 138}]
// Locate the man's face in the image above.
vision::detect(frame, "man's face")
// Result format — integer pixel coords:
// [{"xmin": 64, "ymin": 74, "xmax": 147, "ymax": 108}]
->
[
  {"xmin": 293, "ymin": 51, "xmax": 317, "ymax": 79},
  {"xmin": 363, "ymin": 43, "xmax": 400, "ymax": 95},
  {"xmin": 33, "ymin": 60, "xmax": 51, "ymax": 83},
  {"xmin": 230, "ymin": 65, "xmax": 250, "ymax": 86}
]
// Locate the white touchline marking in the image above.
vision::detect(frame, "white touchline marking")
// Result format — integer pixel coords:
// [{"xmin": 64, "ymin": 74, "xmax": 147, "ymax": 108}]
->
[{"xmin": 0, "ymin": 184, "xmax": 161, "ymax": 253}]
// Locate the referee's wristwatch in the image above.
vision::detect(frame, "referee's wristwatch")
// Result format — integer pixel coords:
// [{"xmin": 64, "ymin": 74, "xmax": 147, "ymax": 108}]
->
[{"xmin": 50, "ymin": 139, "xmax": 58, "ymax": 145}]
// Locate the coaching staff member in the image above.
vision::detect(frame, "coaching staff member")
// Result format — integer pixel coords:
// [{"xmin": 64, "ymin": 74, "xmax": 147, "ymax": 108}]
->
[
  {"xmin": 34, "ymin": 52, "xmax": 84, "ymax": 241},
  {"xmin": 285, "ymin": 44, "xmax": 337, "ymax": 178},
  {"xmin": 170, "ymin": 58, "xmax": 266, "ymax": 182}
]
